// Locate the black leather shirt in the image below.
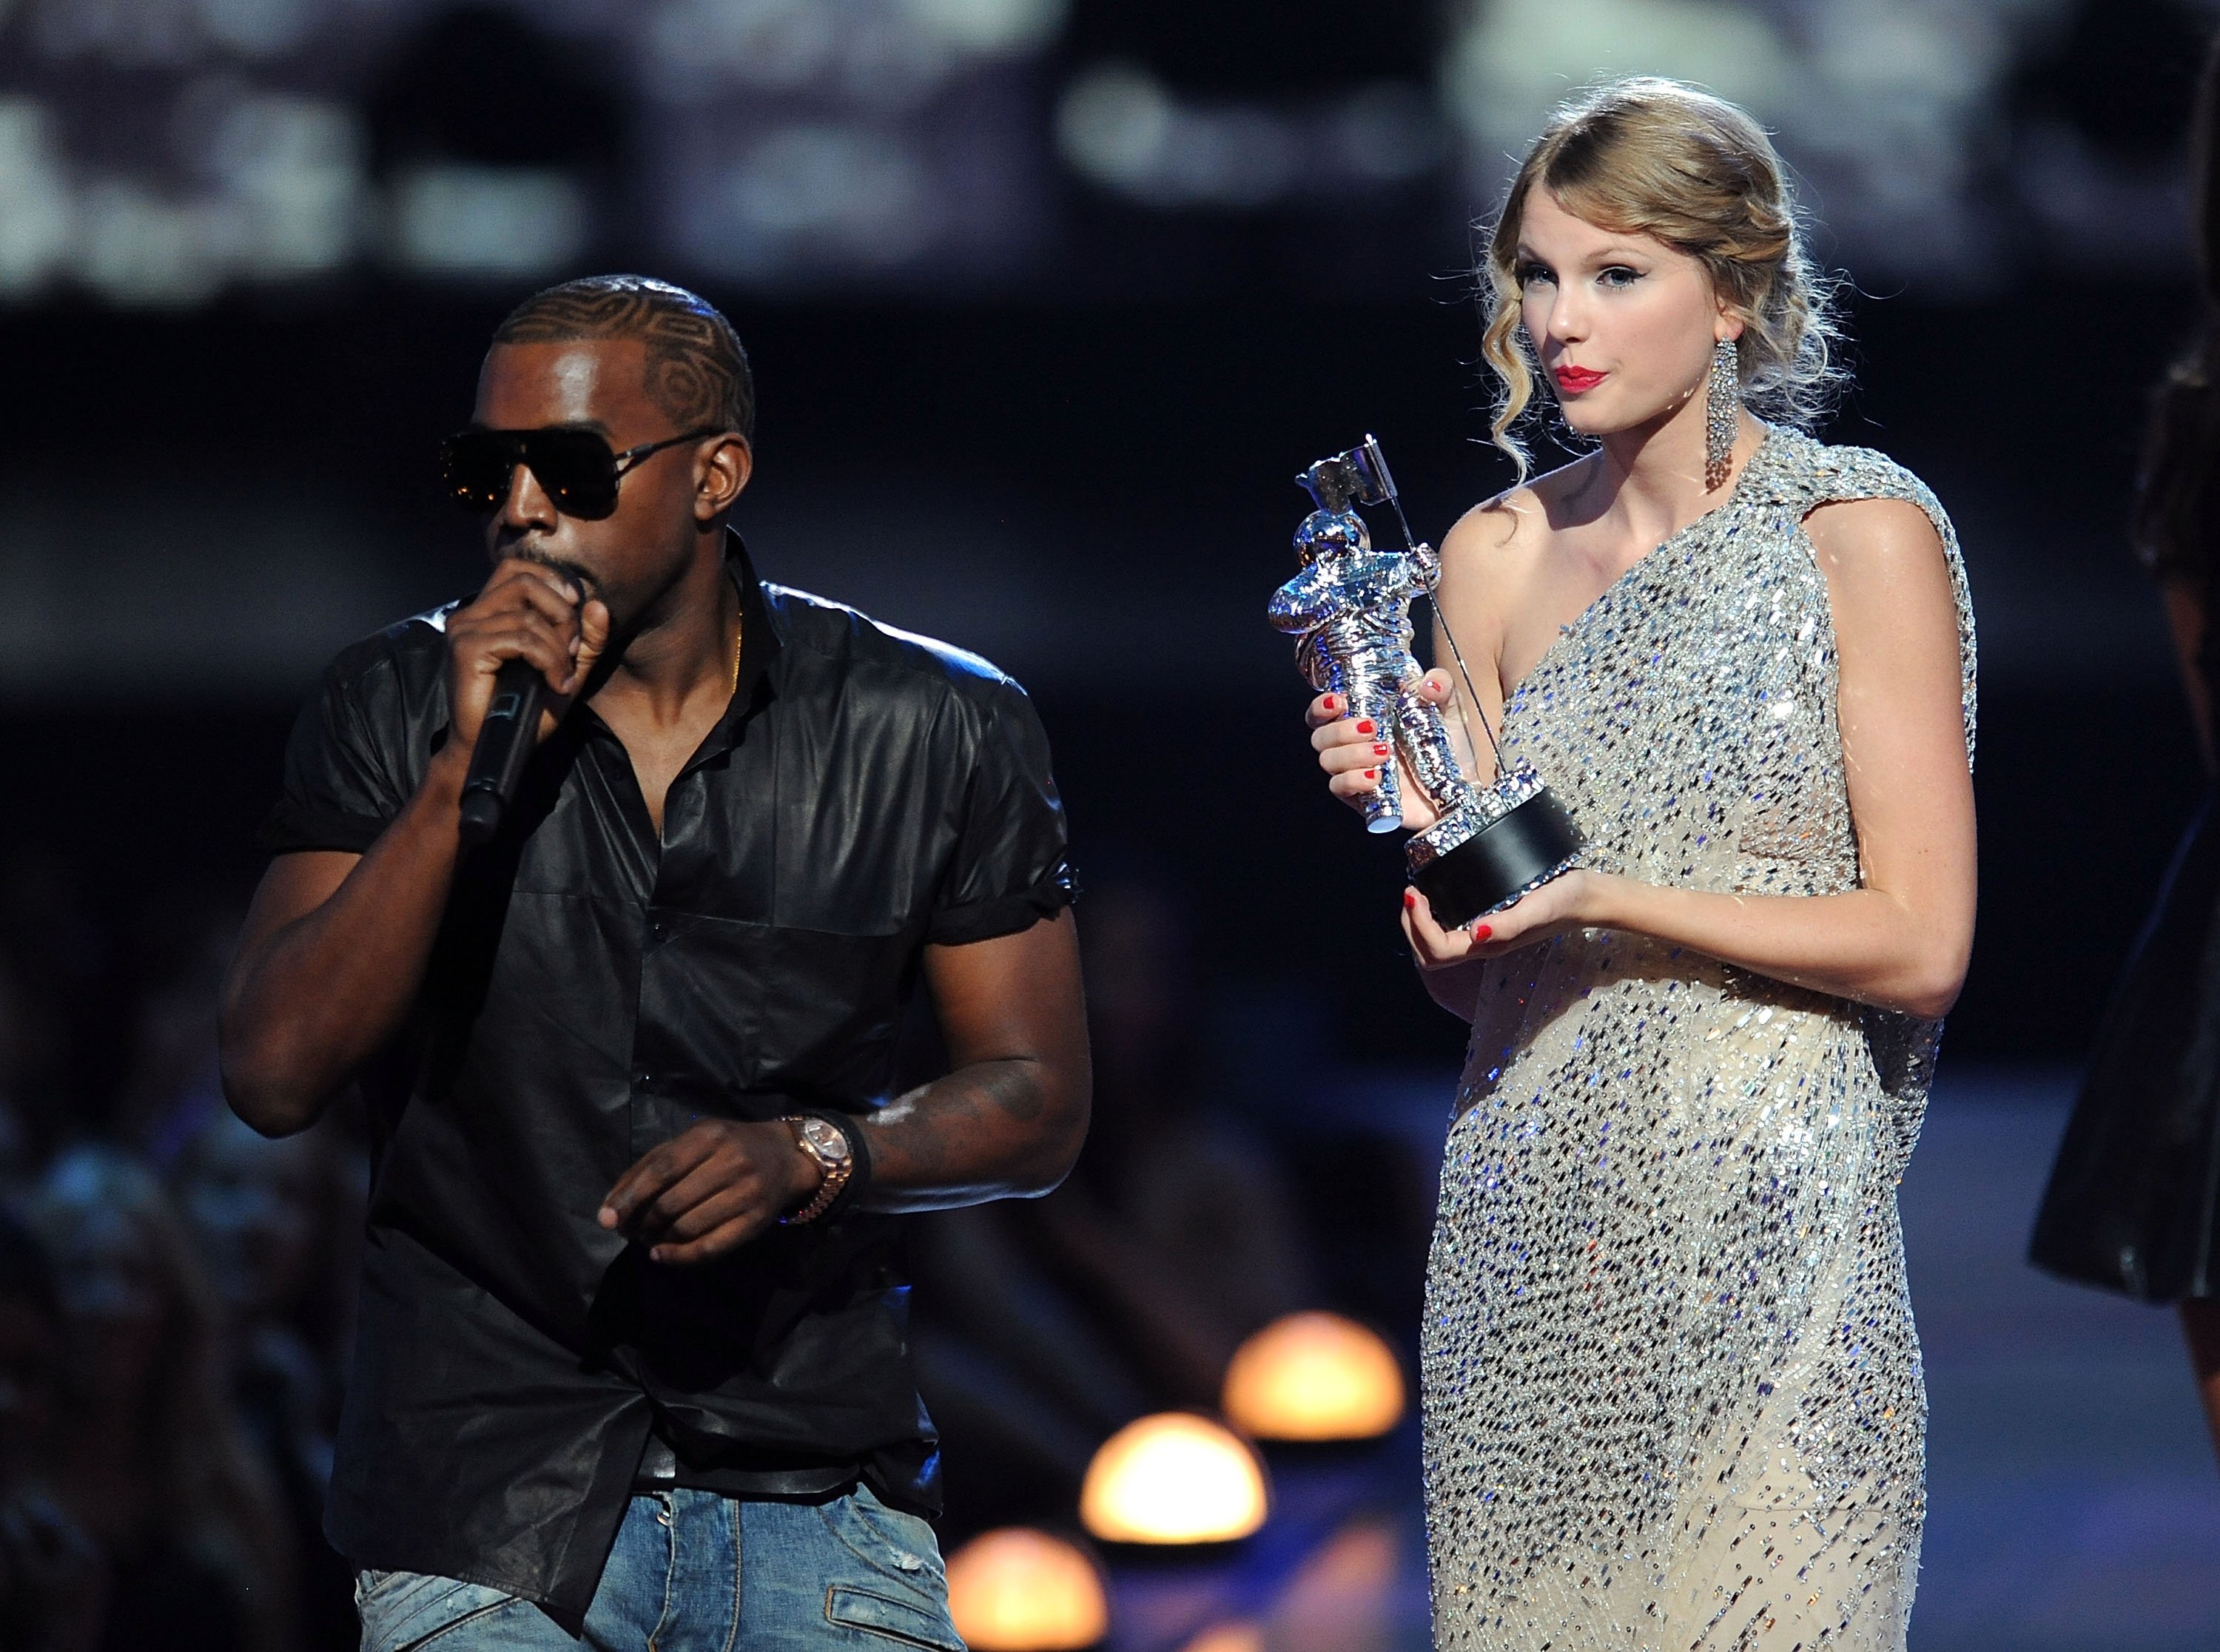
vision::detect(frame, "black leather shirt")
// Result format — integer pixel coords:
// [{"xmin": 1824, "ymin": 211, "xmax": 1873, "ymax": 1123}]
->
[{"xmin": 263, "ymin": 536, "xmax": 1074, "ymax": 1616}]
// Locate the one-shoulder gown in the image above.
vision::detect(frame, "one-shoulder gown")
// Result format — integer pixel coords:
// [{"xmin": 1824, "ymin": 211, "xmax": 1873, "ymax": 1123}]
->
[{"xmin": 1422, "ymin": 427, "xmax": 1977, "ymax": 1651}]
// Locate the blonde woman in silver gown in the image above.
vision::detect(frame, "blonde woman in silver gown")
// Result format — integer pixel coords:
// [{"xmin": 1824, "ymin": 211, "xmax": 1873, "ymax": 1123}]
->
[{"xmin": 1306, "ymin": 80, "xmax": 1977, "ymax": 1651}]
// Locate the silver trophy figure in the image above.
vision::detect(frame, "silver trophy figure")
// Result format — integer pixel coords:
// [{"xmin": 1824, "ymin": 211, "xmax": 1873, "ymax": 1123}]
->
[{"xmin": 1268, "ymin": 436, "xmax": 1583, "ymax": 928}]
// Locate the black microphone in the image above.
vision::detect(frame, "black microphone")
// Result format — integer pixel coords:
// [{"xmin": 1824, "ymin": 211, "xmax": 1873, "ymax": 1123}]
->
[{"xmin": 457, "ymin": 658, "xmax": 547, "ymax": 846}]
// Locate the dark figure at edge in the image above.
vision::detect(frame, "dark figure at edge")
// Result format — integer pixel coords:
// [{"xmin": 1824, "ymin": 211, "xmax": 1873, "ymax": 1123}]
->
[{"xmin": 2029, "ymin": 37, "xmax": 2220, "ymax": 1468}]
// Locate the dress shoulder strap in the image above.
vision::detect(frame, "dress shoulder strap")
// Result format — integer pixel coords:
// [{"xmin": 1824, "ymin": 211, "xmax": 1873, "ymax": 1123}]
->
[{"xmin": 1752, "ymin": 428, "xmax": 1979, "ymax": 766}]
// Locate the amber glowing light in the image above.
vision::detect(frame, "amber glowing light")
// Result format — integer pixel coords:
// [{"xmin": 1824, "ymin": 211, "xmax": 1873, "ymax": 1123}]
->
[
  {"xmin": 1078, "ymin": 1412, "xmax": 1270, "ymax": 1544},
  {"xmin": 1181, "ymin": 1625, "xmax": 1265, "ymax": 1652},
  {"xmin": 944, "ymin": 1528, "xmax": 1109, "ymax": 1651},
  {"xmin": 1221, "ymin": 1312, "xmax": 1405, "ymax": 1441}
]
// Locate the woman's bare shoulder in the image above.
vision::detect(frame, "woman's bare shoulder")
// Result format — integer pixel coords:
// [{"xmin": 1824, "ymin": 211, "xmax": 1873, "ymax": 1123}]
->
[
  {"xmin": 1800, "ymin": 495, "xmax": 1945, "ymax": 573},
  {"xmin": 1441, "ymin": 457, "xmax": 1590, "ymax": 584}
]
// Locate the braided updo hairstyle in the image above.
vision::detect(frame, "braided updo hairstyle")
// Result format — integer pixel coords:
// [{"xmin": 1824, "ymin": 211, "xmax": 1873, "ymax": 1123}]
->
[{"xmin": 1479, "ymin": 77, "xmax": 1843, "ymax": 476}]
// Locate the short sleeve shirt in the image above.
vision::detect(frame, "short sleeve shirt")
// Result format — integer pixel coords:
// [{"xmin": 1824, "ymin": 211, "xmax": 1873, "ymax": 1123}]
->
[{"xmin": 265, "ymin": 535, "xmax": 1074, "ymax": 1616}]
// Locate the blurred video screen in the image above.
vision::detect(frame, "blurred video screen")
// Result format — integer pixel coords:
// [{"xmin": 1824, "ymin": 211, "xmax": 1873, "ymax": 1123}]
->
[{"xmin": 0, "ymin": 0, "xmax": 2204, "ymax": 306}]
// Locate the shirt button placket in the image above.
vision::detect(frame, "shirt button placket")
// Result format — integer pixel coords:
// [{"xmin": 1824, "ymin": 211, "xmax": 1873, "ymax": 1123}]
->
[{"xmin": 635, "ymin": 911, "xmax": 665, "ymax": 1099}]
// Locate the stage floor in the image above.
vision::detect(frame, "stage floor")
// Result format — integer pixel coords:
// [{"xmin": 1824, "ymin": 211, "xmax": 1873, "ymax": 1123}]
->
[{"xmin": 1905, "ymin": 1068, "xmax": 2220, "ymax": 1652}]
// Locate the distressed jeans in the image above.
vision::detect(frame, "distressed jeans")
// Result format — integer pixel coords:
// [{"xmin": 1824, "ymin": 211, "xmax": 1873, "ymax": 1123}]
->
[{"xmin": 354, "ymin": 1487, "xmax": 962, "ymax": 1651}]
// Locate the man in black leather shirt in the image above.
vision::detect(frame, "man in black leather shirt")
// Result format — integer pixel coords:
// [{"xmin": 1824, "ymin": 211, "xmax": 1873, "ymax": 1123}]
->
[{"xmin": 218, "ymin": 275, "xmax": 1089, "ymax": 1651}]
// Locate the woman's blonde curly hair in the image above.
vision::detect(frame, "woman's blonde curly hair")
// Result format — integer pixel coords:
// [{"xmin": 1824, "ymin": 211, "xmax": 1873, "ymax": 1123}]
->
[{"xmin": 1480, "ymin": 77, "xmax": 1845, "ymax": 478}]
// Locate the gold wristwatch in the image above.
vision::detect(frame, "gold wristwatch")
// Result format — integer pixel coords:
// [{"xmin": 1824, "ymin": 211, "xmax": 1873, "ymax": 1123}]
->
[{"xmin": 778, "ymin": 1115, "xmax": 854, "ymax": 1225}]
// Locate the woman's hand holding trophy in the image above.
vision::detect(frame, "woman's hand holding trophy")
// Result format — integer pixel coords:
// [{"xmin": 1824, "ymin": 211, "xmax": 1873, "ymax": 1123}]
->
[{"xmin": 1268, "ymin": 435, "xmax": 1585, "ymax": 934}]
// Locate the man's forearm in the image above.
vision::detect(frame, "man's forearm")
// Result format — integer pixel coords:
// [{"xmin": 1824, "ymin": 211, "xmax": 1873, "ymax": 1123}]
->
[
  {"xmin": 854, "ymin": 1055, "xmax": 1089, "ymax": 1214},
  {"xmin": 219, "ymin": 749, "xmax": 471, "ymax": 1133}
]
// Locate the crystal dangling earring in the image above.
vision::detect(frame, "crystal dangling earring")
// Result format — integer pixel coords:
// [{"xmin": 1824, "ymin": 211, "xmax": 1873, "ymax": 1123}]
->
[{"xmin": 1703, "ymin": 337, "xmax": 1739, "ymax": 491}]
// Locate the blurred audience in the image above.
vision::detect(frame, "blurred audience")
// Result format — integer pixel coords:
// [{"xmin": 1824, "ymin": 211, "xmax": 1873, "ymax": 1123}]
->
[
  {"xmin": 24, "ymin": 1147, "xmax": 294, "ymax": 1652},
  {"xmin": 112, "ymin": 891, "xmax": 246, "ymax": 1161},
  {"xmin": 0, "ymin": 854, "xmax": 373, "ymax": 1652},
  {"xmin": 0, "ymin": 849, "xmax": 95, "ymax": 1176},
  {"xmin": 910, "ymin": 868, "xmax": 1317, "ymax": 1535},
  {"xmin": 172, "ymin": 1113, "xmax": 362, "ymax": 1652},
  {"xmin": 0, "ymin": 1211, "xmax": 98, "ymax": 1652}
]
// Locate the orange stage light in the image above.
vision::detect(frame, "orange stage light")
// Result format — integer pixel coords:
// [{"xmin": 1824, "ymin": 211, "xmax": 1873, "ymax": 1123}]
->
[
  {"xmin": 945, "ymin": 1527, "xmax": 1110, "ymax": 1651},
  {"xmin": 1180, "ymin": 1623, "xmax": 1266, "ymax": 1652},
  {"xmin": 1221, "ymin": 1312, "xmax": 1405, "ymax": 1441},
  {"xmin": 1079, "ymin": 1412, "xmax": 1270, "ymax": 1544}
]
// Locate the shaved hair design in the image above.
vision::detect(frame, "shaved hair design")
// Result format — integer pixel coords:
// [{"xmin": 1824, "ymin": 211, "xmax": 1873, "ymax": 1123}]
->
[{"xmin": 493, "ymin": 274, "xmax": 756, "ymax": 440}]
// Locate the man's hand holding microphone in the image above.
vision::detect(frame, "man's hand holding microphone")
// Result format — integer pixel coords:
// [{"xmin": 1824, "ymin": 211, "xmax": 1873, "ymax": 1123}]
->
[{"xmin": 440, "ymin": 561, "xmax": 611, "ymax": 841}]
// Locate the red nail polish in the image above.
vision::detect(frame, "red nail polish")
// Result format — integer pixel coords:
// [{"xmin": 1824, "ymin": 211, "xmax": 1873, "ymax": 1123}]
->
[
  {"xmin": 1364, "ymin": 768, "xmax": 1377, "ymax": 780},
  {"xmin": 1322, "ymin": 695, "xmax": 1338, "ymax": 712},
  {"xmin": 1356, "ymin": 719, "xmax": 1375, "ymax": 734},
  {"xmin": 1373, "ymin": 742, "xmax": 1390, "ymax": 756},
  {"xmin": 1473, "ymin": 923, "xmax": 1493, "ymax": 940},
  {"xmin": 1403, "ymin": 891, "xmax": 1417, "ymax": 909}
]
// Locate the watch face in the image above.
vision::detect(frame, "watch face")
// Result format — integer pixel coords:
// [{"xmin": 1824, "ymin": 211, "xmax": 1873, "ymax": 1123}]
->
[{"xmin": 799, "ymin": 1118, "xmax": 851, "ymax": 1165}]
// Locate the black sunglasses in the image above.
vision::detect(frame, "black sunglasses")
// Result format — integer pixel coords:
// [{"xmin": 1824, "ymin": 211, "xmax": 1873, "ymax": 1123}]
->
[{"xmin": 440, "ymin": 425, "xmax": 724, "ymax": 520}]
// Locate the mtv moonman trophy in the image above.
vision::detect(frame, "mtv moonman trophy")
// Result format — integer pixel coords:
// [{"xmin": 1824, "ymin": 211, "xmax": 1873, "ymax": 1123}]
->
[{"xmin": 1268, "ymin": 435, "xmax": 1584, "ymax": 928}]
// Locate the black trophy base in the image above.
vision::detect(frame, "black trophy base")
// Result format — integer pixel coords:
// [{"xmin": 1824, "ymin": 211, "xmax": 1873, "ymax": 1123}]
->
[{"xmin": 1408, "ymin": 788, "xmax": 1584, "ymax": 929}]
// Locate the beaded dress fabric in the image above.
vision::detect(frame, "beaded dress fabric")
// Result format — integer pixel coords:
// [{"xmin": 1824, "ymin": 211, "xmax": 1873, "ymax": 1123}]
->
[{"xmin": 1423, "ymin": 426, "xmax": 1976, "ymax": 1651}]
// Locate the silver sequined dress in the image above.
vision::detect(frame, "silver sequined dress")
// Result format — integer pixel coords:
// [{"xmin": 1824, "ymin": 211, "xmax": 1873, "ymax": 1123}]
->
[{"xmin": 1423, "ymin": 428, "xmax": 1975, "ymax": 1651}]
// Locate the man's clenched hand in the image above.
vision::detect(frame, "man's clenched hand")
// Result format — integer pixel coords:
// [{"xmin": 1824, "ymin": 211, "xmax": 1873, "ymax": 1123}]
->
[
  {"xmin": 597, "ymin": 1120, "xmax": 819, "ymax": 1264},
  {"xmin": 445, "ymin": 559, "xmax": 611, "ymax": 751}
]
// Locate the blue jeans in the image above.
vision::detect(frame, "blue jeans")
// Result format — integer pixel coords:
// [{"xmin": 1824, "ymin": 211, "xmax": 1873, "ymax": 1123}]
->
[{"xmin": 354, "ymin": 1487, "xmax": 962, "ymax": 1651}]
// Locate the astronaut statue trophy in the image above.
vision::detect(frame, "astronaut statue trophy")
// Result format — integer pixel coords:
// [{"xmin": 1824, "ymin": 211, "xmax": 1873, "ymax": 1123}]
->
[{"xmin": 1268, "ymin": 435, "xmax": 1583, "ymax": 928}]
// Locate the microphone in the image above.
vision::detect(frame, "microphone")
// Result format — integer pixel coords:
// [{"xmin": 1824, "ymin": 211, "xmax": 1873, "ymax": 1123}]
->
[{"xmin": 457, "ymin": 658, "xmax": 547, "ymax": 846}]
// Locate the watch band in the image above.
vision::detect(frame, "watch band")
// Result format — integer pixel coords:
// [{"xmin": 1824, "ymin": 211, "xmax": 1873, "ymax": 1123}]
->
[{"xmin": 778, "ymin": 1115, "xmax": 854, "ymax": 1225}]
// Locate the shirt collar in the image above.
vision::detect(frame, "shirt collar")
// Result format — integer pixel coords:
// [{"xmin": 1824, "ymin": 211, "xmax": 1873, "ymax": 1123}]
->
[
  {"xmin": 582, "ymin": 526, "xmax": 781, "ymax": 772},
  {"xmin": 690, "ymin": 526, "xmax": 782, "ymax": 767}
]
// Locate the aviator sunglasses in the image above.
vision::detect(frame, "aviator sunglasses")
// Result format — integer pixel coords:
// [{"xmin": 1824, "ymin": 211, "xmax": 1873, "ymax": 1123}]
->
[{"xmin": 441, "ymin": 425, "xmax": 724, "ymax": 520}]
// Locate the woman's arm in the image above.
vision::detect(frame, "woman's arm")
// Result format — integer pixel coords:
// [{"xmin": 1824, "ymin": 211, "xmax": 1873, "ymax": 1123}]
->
[{"xmin": 1403, "ymin": 497, "xmax": 1977, "ymax": 1022}]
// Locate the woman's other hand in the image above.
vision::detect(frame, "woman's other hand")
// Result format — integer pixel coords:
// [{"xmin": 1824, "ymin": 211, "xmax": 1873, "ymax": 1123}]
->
[
  {"xmin": 1400, "ymin": 869, "xmax": 1602, "ymax": 970},
  {"xmin": 1305, "ymin": 670, "xmax": 1457, "ymax": 832}
]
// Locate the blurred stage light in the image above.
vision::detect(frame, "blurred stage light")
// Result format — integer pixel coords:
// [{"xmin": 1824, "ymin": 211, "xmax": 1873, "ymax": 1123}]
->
[
  {"xmin": 730, "ymin": 125, "xmax": 932, "ymax": 261},
  {"xmin": 1079, "ymin": 1413, "xmax": 1269, "ymax": 1544},
  {"xmin": 31, "ymin": 0, "xmax": 195, "ymax": 67},
  {"xmin": 196, "ymin": 92, "xmax": 365, "ymax": 278},
  {"xmin": 76, "ymin": 180, "xmax": 229, "ymax": 308},
  {"xmin": 647, "ymin": 0, "xmax": 1064, "ymax": 114},
  {"xmin": 1055, "ymin": 67, "xmax": 1300, "ymax": 209},
  {"xmin": 1180, "ymin": 1626, "xmax": 1264, "ymax": 1652},
  {"xmin": 908, "ymin": 0, "xmax": 1068, "ymax": 55},
  {"xmin": 0, "ymin": 100, "xmax": 73, "ymax": 297},
  {"xmin": 1056, "ymin": 65, "xmax": 1174, "ymax": 193},
  {"xmin": 1055, "ymin": 62, "xmax": 1440, "ymax": 210},
  {"xmin": 945, "ymin": 1528, "xmax": 1109, "ymax": 1651},
  {"xmin": 1222, "ymin": 1312, "xmax": 1405, "ymax": 1442},
  {"xmin": 1326, "ymin": 82, "xmax": 1444, "ymax": 184},
  {"xmin": 199, "ymin": 0, "xmax": 321, "ymax": 59},
  {"xmin": 1445, "ymin": 0, "xmax": 1798, "ymax": 163},
  {"xmin": 648, "ymin": 0, "xmax": 844, "ymax": 95},
  {"xmin": 387, "ymin": 165, "xmax": 588, "ymax": 277}
]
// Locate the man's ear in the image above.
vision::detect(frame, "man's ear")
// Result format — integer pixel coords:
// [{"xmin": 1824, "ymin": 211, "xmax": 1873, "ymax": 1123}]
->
[{"xmin": 697, "ymin": 436, "xmax": 753, "ymax": 522}]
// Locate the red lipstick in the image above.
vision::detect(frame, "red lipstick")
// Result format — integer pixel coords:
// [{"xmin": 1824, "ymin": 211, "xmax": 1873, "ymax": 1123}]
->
[{"xmin": 1555, "ymin": 365, "xmax": 1607, "ymax": 394}]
